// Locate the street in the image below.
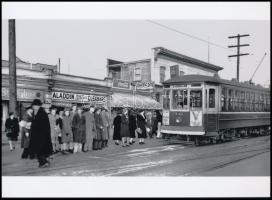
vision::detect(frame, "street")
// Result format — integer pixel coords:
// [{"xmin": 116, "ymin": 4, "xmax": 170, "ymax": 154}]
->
[{"xmin": 2, "ymin": 135, "xmax": 270, "ymax": 176}]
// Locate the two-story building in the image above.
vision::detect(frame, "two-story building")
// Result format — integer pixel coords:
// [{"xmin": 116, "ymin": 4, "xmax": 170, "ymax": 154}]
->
[
  {"xmin": 1, "ymin": 58, "xmax": 112, "ymax": 131},
  {"xmin": 107, "ymin": 46, "xmax": 223, "ymax": 103}
]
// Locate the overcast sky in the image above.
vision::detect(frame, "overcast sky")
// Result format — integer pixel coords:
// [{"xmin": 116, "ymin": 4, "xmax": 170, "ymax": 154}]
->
[{"xmin": 1, "ymin": 19, "xmax": 270, "ymax": 86}]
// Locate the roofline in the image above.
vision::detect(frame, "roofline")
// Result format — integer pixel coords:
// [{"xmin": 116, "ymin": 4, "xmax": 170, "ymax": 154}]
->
[
  {"xmin": 107, "ymin": 58, "xmax": 151, "ymax": 67},
  {"xmin": 153, "ymin": 47, "xmax": 223, "ymax": 71},
  {"xmin": 163, "ymin": 75, "xmax": 270, "ymax": 91}
]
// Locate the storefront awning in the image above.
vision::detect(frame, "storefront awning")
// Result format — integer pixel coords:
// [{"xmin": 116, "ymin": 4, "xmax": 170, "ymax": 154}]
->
[{"xmin": 111, "ymin": 93, "xmax": 162, "ymax": 110}]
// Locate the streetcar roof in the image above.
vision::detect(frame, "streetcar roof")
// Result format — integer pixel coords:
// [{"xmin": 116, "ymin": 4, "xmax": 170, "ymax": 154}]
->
[{"xmin": 163, "ymin": 74, "xmax": 270, "ymax": 92}]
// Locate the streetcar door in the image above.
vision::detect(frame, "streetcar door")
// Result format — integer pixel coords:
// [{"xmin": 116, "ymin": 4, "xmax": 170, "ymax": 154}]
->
[{"xmin": 205, "ymin": 86, "xmax": 218, "ymax": 113}]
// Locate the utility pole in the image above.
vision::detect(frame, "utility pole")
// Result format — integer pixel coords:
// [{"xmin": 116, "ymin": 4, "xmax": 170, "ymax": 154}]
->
[
  {"xmin": 228, "ymin": 34, "xmax": 250, "ymax": 82},
  {"xmin": 8, "ymin": 19, "xmax": 17, "ymax": 116}
]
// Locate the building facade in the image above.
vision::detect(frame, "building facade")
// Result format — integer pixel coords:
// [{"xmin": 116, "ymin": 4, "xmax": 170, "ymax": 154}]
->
[
  {"xmin": 106, "ymin": 47, "xmax": 223, "ymax": 103},
  {"xmin": 1, "ymin": 58, "xmax": 112, "ymax": 131}
]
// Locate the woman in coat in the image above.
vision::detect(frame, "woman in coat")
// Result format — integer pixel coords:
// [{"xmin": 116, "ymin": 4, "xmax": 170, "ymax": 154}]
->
[
  {"xmin": 137, "ymin": 110, "xmax": 147, "ymax": 144},
  {"xmin": 5, "ymin": 112, "xmax": 19, "ymax": 151},
  {"xmin": 113, "ymin": 110, "xmax": 122, "ymax": 145},
  {"xmin": 100, "ymin": 108, "xmax": 109, "ymax": 148},
  {"xmin": 20, "ymin": 106, "xmax": 33, "ymax": 158},
  {"xmin": 83, "ymin": 105, "xmax": 97, "ymax": 152},
  {"xmin": 120, "ymin": 108, "xmax": 130, "ymax": 147},
  {"xmin": 72, "ymin": 106, "xmax": 86, "ymax": 153},
  {"xmin": 128, "ymin": 109, "xmax": 137, "ymax": 144},
  {"xmin": 29, "ymin": 99, "xmax": 53, "ymax": 168},
  {"xmin": 94, "ymin": 108, "xmax": 103, "ymax": 150},
  {"xmin": 61, "ymin": 108, "xmax": 73, "ymax": 153}
]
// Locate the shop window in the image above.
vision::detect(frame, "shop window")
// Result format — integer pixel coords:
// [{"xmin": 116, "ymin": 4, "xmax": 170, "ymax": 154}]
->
[
  {"xmin": 190, "ymin": 90, "xmax": 202, "ymax": 108},
  {"xmin": 208, "ymin": 88, "xmax": 215, "ymax": 108},
  {"xmin": 221, "ymin": 87, "xmax": 227, "ymax": 111},
  {"xmin": 134, "ymin": 67, "xmax": 141, "ymax": 81},
  {"xmin": 172, "ymin": 89, "xmax": 188, "ymax": 110},
  {"xmin": 160, "ymin": 66, "xmax": 166, "ymax": 83}
]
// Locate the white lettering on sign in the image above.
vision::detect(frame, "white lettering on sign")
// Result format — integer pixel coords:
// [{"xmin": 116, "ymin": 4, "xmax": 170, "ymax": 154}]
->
[
  {"xmin": 136, "ymin": 82, "xmax": 154, "ymax": 89},
  {"xmin": 2, "ymin": 87, "xmax": 42, "ymax": 100},
  {"xmin": 51, "ymin": 91, "xmax": 107, "ymax": 103}
]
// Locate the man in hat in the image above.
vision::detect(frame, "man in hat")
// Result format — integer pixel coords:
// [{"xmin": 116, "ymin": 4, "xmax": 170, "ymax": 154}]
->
[{"xmin": 29, "ymin": 99, "xmax": 53, "ymax": 168}]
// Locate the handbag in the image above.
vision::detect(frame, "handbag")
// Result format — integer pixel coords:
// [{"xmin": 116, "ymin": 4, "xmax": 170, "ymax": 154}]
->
[
  {"xmin": 136, "ymin": 127, "xmax": 142, "ymax": 134},
  {"xmin": 6, "ymin": 132, "xmax": 12, "ymax": 138}
]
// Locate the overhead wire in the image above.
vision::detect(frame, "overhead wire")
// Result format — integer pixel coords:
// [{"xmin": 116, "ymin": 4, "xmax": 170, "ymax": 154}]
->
[{"xmin": 146, "ymin": 19, "xmax": 236, "ymax": 52}]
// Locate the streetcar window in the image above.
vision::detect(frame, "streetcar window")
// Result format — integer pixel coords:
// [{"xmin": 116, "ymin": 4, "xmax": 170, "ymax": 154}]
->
[
  {"xmin": 209, "ymin": 89, "xmax": 215, "ymax": 108},
  {"xmin": 190, "ymin": 90, "xmax": 202, "ymax": 108},
  {"xmin": 221, "ymin": 87, "xmax": 227, "ymax": 111},
  {"xmin": 241, "ymin": 91, "xmax": 245, "ymax": 111},
  {"xmin": 250, "ymin": 92, "xmax": 254, "ymax": 112},
  {"xmin": 246, "ymin": 91, "xmax": 250, "ymax": 112},
  {"xmin": 260, "ymin": 94, "xmax": 265, "ymax": 112},
  {"xmin": 228, "ymin": 89, "xmax": 234, "ymax": 111},
  {"xmin": 234, "ymin": 90, "xmax": 240, "ymax": 111},
  {"xmin": 163, "ymin": 90, "xmax": 170, "ymax": 110},
  {"xmin": 172, "ymin": 89, "xmax": 188, "ymax": 110}
]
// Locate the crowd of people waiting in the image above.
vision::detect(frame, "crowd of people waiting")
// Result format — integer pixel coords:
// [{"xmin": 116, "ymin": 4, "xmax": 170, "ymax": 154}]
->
[{"xmin": 4, "ymin": 98, "xmax": 163, "ymax": 168}]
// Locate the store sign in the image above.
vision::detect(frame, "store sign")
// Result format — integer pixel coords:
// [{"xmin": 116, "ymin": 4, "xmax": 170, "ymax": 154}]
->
[
  {"xmin": 136, "ymin": 82, "xmax": 154, "ymax": 89},
  {"xmin": 112, "ymin": 79, "xmax": 131, "ymax": 89},
  {"xmin": 2, "ymin": 87, "xmax": 42, "ymax": 100},
  {"xmin": 51, "ymin": 91, "xmax": 107, "ymax": 103}
]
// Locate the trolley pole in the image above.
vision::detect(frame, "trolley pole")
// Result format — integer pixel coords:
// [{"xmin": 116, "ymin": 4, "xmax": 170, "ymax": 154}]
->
[
  {"xmin": 228, "ymin": 34, "xmax": 250, "ymax": 82},
  {"xmin": 8, "ymin": 19, "xmax": 17, "ymax": 116}
]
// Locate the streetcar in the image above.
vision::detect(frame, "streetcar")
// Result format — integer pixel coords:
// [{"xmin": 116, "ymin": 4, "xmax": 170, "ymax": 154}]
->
[{"xmin": 161, "ymin": 74, "xmax": 270, "ymax": 145}]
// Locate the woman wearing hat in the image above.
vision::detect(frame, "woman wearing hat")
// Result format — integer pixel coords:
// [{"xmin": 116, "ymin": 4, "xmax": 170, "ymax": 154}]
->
[
  {"xmin": 94, "ymin": 107, "xmax": 103, "ymax": 150},
  {"xmin": 120, "ymin": 108, "xmax": 130, "ymax": 147},
  {"xmin": 20, "ymin": 106, "xmax": 34, "ymax": 159},
  {"xmin": 29, "ymin": 99, "xmax": 52, "ymax": 168},
  {"xmin": 5, "ymin": 112, "xmax": 19, "ymax": 151},
  {"xmin": 48, "ymin": 106, "xmax": 59, "ymax": 153},
  {"xmin": 61, "ymin": 107, "xmax": 74, "ymax": 153},
  {"xmin": 136, "ymin": 110, "xmax": 147, "ymax": 144}
]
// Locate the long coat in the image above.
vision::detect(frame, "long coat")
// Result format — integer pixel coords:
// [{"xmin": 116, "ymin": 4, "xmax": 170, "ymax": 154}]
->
[
  {"xmin": 100, "ymin": 110, "xmax": 109, "ymax": 140},
  {"xmin": 29, "ymin": 107, "xmax": 53, "ymax": 156},
  {"xmin": 94, "ymin": 113, "xmax": 103, "ymax": 140},
  {"xmin": 61, "ymin": 116, "xmax": 73, "ymax": 143},
  {"xmin": 72, "ymin": 113, "xmax": 86, "ymax": 143},
  {"xmin": 113, "ymin": 115, "xmax": 121, "ymax": 140},
  {"xmin": 137, "ymin": 114, "xmax": 147, "ymax": 138},
  {"xmin": 48, "ymin": 114, "xmax": 57, "ymax": 139},
  {"xmin": 5, "ymin": 117, "xmax": 19, "ymax": 141},
  {"xmin": 83, "ymin": 112, "xmax": 97, "ymax": 142},
  {"xmin": 120, "ymin": 114, "xmax": 130, "ymax": 138},
  {"xmin": 128, "ymin": 114, "xmax": 136, "ymax": 138},
  {"xmin": 20, "ymin": 113, "xmax": 32, "ymax": 148}
]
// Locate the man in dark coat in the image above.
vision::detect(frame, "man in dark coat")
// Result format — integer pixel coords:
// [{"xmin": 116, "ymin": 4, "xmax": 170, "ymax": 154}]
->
[{"xmin": 29, "ymin": 99, "xmax": 53, "ymax": 168}]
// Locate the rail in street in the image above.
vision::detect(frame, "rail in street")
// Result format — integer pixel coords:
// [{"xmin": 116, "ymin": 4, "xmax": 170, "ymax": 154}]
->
[{"xmin": 2, "ymin": 135, "xmax": 270, "ymax": 176}]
